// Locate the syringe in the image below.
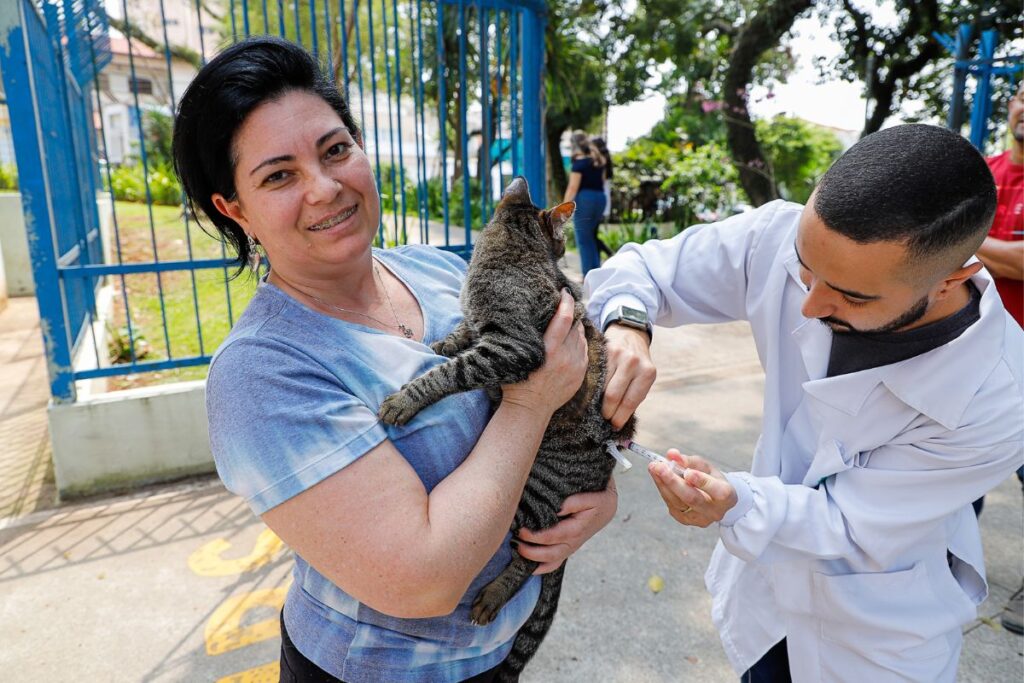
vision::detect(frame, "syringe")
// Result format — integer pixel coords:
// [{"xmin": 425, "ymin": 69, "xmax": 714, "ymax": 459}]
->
[{"xmin": 605, "ymin": 439, "xmax": 688, "ymax": 477}]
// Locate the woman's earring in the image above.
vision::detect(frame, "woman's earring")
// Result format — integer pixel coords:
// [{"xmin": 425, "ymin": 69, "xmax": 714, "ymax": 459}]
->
[{"xmin": 246, "ymin": 234, "xmax": 262, "ymax": 274}]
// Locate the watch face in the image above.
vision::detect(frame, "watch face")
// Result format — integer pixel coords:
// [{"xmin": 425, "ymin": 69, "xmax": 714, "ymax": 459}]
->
[{"xmin": 621, "ymin": 306, "xmax": 648, "ymax": 325}]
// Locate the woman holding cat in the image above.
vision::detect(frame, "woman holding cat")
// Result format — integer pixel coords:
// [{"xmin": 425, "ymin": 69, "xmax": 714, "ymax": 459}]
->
[
  {"xmin": 173, "ymin": 37, "xmax": 617, "ymax": 682},
  {"xmin": 562, "ymin": 131, "xmax": 608, "ymax": 276}
]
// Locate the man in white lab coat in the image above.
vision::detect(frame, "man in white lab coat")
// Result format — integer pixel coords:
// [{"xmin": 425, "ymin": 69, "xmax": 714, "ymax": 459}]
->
[{"xmin": 585, "ymin": 124, "xmax": 1024, "ymax": 682}]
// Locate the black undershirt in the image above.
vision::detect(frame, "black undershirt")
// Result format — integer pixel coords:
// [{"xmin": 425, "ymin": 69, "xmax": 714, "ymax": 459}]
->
[{"xmin": 826, "ymin": 281, "xmax": 981, "ymax": 378}]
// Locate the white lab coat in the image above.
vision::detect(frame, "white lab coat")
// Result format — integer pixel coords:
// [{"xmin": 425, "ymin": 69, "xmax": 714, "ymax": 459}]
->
[{"xmin": 585, "ymin": 200, "xmax": 1024, "ymax": 682}]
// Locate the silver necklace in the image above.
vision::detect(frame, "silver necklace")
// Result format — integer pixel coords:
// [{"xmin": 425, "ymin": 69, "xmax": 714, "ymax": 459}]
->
[{"xmin": 308, "ymin": 261, "xmax": 415, "ymax": 338}]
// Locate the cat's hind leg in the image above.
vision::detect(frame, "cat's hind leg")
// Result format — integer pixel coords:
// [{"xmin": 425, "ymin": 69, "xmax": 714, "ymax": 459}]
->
[
  {"xmin": 470, "ymin": 550, "xmax": 539, "ymax": 626},
  {"xmin": 495, "ymin": 565, "xmax": 566, "ymax": 680}
]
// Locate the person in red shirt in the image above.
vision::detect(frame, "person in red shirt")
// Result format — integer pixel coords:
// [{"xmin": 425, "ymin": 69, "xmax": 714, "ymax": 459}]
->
[
  {"xmin": 977, "ymin": 80, "xmax": 1024, "ymax": 637},
  {"xmin": 978, "ymin": 80, "xmax": 1024, "ymax": 327}
]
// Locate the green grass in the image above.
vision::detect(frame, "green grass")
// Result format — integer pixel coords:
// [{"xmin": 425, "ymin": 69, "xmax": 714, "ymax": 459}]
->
[{"xmin": 104, "ymin": 202, "xmax": 257, "ymax": 389}]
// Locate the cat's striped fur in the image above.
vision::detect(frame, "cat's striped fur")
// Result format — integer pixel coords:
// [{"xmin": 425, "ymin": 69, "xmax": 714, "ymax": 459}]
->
[{"xmin": 378, "ymin": 177, "xmax": 636, "ymax": 681}]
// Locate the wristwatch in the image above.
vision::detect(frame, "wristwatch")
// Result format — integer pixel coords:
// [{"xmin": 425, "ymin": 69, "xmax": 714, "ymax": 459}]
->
[{"xmin": 603, "ymin": 305, "xmax": 653, "ymax": 340}]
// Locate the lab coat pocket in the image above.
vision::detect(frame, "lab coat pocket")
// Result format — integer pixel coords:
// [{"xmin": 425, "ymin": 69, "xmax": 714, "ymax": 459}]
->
[{"xmin": 813, "ymin": 562, "xmax": 953, "ymax": 661}]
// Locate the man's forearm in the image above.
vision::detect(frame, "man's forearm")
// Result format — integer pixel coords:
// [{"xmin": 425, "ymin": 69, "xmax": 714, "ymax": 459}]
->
[{"xmin": 977, "ymin": 237, "xmax": 1024, "ymax": 280}]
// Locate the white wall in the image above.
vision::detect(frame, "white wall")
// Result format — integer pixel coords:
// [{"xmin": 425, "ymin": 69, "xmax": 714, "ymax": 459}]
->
[
  {"xmin": 0, "ymin": 192, "xmax": 33, "ymax": 296},
  {"xmin": 49, "ymin": 381, "xmax": 214, "ymax": 497},
  {"xmin": 0, "ymin": 237, "xmax": 7, "ymax": 311}
]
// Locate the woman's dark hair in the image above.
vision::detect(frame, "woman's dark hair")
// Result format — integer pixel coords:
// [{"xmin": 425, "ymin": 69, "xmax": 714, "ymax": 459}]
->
[
  {"xmin": 813, "ymin": 124, "xmax": 995, "ymax": 275},
  {"xmin": 570, "ymin": 130, "xmax": 604, "ymax": 167},
  {"xmin": 172, "ymin": 36, "xmax": 360, "ymax": 274},
  {"xmin": 591, "ymin": 136, "xmax": 613, "ymax": 181}
]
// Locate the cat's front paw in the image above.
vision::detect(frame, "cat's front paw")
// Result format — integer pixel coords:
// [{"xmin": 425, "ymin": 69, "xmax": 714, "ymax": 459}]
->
[
  {"xmin": 430, "ymin": 338, "xmax": 460, "ymax": 357},
  {"xmin": 378, "ymin": 390, "xmax": 422, "ymax": 426},
  {"xmin": 469, "ymin": 583, "xmax": 507, "ymax": 626}
]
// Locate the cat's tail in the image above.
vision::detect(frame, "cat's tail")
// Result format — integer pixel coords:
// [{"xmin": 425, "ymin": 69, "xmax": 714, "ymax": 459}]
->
[{"xmin": 495, "ymin": 564, "xmax": 566, "ymax": 682}]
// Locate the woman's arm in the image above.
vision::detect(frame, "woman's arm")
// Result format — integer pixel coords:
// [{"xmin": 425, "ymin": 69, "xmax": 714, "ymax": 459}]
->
[
  {"xmin": 563, "ymin": 172, "xmax": 582, "ymax": 203},
  {"xmin": 262, "ymin": 292, "xmax": 589, "ymax": 618}
]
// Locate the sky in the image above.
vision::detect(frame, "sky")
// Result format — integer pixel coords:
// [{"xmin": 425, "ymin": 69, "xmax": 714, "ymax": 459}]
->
[{"xmin": 605, "ymin": 11, "xmax": 906, "ymax": 151}]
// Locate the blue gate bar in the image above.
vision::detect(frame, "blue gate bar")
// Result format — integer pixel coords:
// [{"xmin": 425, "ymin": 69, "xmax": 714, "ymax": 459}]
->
[
  {"xmin": 520, "ymin": 3, "xmax": 544, "ymax": 204},
  {"xmin": 458, "ymin": 0, "xmax": 470, "ymax": 241},
  {"xmin": 436, "ymin": 0, "xmax": 451, "ymax": 247},
  {"xmin": 121, "ymin": 0, "xmax": 174, "ymax": 358},
  {"xmin": 158, "ymin": 0, "xmax": 207, "ymax": 357},
  {"xmin": 390, "ymin": 0, "xmax": 408, "ymax": 245},
  {"xmin": 1, "ymin": 0, "xmax": 76, "ymax": 400},
  {"xmin": 479, "ymin": 6, "xmax": 490, "ymax": 220},
  {"xmin": 380, "ymin": 0, "xmax": 399, "ymax": 245}
]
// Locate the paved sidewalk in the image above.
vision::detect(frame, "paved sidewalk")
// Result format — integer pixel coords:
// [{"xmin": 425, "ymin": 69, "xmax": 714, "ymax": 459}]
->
[
  {"xmin": 0, "ymin": 290, "xmax": 1021, "ymax": 681},
  {"xmin": 0, "ymin": 298, "xmax": 57, "ymax": 520}
]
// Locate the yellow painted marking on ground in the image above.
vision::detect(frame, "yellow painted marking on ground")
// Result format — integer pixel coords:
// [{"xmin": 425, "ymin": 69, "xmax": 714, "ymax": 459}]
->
[
  {"xmin": 205, "ymin": 581, "xmax": 292, "ymax": 655},
  {"xmin": 215, "ymin": 661, "xmax": 280, "ymax": 683},
  {"xmin": 188, "ymin": 528, "xmax": 285, "ymax": 576}
]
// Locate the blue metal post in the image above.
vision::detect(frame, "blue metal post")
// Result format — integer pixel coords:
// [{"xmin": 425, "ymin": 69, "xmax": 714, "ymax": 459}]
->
[
  {"xmin": 948, "ymin": 24, "xmax": 972, "ymax": 132},
  {"xmin": 521, "ymin": 4, "xmax": 545, "ymax": 205},
  {"xmin": 0, "ymin": 0, "xmax": 76, "ymax": 400},
  {"xmin": 969, "ymin": 29, "xmax": 998, "ymax": 150}
]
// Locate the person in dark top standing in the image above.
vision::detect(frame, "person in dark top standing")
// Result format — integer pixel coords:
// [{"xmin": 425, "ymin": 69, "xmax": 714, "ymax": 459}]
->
[
  {"xmin": 563, "ymin": 130, "xmax": 607, "ymax": 276},
  {"xmin": 591, "ymin": 136, "xmax": 616, "ymax": 259}
]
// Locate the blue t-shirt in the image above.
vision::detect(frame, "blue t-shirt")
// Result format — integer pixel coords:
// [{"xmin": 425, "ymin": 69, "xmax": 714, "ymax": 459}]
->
[
  {"xmin": 571, "ymin": 156, "xmax": 606, "ymax": 192},
  {"xmin": 206, "ymin": 245, "xmax": 540, "ymax": 682}
]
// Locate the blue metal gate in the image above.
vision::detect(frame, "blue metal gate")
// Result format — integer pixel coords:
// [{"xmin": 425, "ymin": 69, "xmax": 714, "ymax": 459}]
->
[{"xmin": 1, "ymin": 0, "xmax": 547, "ymax": 402}]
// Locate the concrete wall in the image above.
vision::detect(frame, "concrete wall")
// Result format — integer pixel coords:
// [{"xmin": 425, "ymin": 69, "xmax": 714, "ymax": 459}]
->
[
  {"xmin": 48, "ymin": 380, "xmax": 215, "ymax": 498},
  {"xmin": 0, "ymin": 192, "xmax": 33, "ymax": 296},
  {"xmin": 0, "ymin": 192, "xmax": 115, "ymax": 298}
]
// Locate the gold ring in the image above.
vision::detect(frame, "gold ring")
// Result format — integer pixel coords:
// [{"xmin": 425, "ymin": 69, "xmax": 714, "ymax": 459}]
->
[{"xmin": 680, "ymin": 506, "xmax": 692, "ymax": 515}]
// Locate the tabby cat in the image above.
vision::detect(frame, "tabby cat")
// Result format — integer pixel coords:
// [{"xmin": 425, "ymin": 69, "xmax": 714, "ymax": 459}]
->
[{"xmin": 378, "ymin": 176, "xmax": 636, "ymax": 680}]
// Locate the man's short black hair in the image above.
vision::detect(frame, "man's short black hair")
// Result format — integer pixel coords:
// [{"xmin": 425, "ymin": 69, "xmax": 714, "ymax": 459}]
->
[
  {"xmin": 814, "ymin": 124, "xmax": 996, "ymax": 272},
  {"xmin": 172, "ymin": 36, "xmax": 359, "ymax": 275}
]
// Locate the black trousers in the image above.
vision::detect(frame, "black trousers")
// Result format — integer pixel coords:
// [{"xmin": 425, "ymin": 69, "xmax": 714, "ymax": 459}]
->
[
  {"xmin": 741, "ymin": 639, "xmax": 791, "ymax": 683},
  {"xmin": 279, "ymin": 612, "xmax": 510, "ymax": 683}
]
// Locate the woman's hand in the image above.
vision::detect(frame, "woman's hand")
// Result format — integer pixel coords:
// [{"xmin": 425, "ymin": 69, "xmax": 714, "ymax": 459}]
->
[
  {"xmin": 503, "ymin": 289, "xmax": 588, "ymax": 416},
  {"xmin": 515, "ymin": 478, "xmax": 618, "ymax": 574},
  {"xmin": 649, "ymin": 449, "xmax": 737, "ymax": 528}
]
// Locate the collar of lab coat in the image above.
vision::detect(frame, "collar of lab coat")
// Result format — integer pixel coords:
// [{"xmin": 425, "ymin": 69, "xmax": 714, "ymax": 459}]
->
[{"xmin": 783, "ymin": 253, "xmax": 1005, "ymax": 431}]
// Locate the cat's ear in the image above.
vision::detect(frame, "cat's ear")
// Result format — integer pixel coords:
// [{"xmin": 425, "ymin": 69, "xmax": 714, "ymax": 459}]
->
[
  {"xmin": 501, "ymin": 176, "xmax": 532, "ymax": 205},
  {"xmin": 548, "ymin": 201, "xmax": 575, "ymax": 237}
]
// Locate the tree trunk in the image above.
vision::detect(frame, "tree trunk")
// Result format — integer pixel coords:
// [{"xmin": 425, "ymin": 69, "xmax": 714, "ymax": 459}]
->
[
  {"xmin": 722, "ymin": 0, "xmax": 811, "ymax": 207},
  {"xmin": 547, "ymin": 125, "xmax": 567, "ymax": 203}
]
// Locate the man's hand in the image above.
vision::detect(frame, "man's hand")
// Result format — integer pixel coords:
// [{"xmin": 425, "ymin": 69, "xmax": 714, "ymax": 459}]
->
[
  {"xmin": 602, "ymin": 324, "xmax": 657, "ymax": 429},
  {"xmin": 515, "ymin": 478, "xmax": 618, "ymax": 574},
  {"xmin": 649, "ymin": 449, "xmax": 737, "ymax": 528}
]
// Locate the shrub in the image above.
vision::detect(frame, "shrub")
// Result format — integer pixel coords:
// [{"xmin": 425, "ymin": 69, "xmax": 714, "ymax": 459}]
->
[
  {"xmin": 598, "ymin": 222, "xmax": 658, "ymax": 255},
  {"xmin": 426, "ymin": 175, "xmax": 484, "ymax": 229},
  {"xmin": 0, "ymin": 163, "xmax": 18, "ymax": 191},
  {"xmin": 110, "ymin": 164, "xmax": 145, "ymax": 202},
  {"xmin": 107, "ymin": 324, "xmax": 150, "ymax": 364},
  {"xmin": 110, "ymin": 161, "xmax": 181, "ymax": 206},
  {"xmin": 377, "ymin": 162, "xmax": 420, "ymax": 214}
]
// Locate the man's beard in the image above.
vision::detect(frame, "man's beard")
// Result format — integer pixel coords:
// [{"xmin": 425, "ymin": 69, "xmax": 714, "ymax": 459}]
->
[
  {"xmin": 1013, "ymin": 119, "xmax": 1023, "ymax": 143},
  {"xmin": 819, "ymin": 294, "xmax": 930, "ymax": 336}
]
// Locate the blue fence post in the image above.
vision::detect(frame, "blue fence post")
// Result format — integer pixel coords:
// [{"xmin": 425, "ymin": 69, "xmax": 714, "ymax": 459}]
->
[
  {"xmin": 968, "ymin": 29, "xmax": 998, "ymax": 150},
  {"xmin": 521, "ymin": 4, "xmax": 545, "ymax": 205},
  {"xmin": 947, "ymin": 24, "xmax": 973, "ymax": 132},
  {"xmin": 0, "ymin": 0, "xmax": 76, "ymax": 401}
]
